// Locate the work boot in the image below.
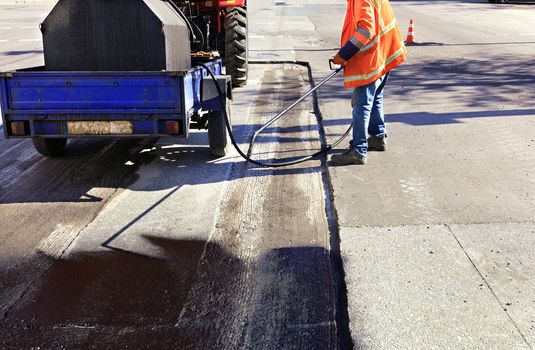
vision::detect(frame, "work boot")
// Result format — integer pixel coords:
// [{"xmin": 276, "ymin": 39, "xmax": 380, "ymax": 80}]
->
[
  {"xmin": 367, "ymin": 135, "xmax": 386, "ymax": 151},
  {"xmin": 330, "ymin": 148, "xmax": 367, "ymax": 165}
]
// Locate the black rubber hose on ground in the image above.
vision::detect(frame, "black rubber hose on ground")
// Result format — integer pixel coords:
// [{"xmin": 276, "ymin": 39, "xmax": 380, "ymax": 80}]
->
[{"xmin": 195, "ymin": 62, "xmax": 352, "ymax": 168}]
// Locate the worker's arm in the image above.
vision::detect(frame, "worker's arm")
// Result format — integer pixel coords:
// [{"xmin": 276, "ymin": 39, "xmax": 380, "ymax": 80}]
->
[{"xmin": 337, "ymin": 0, "xmax": 376, "ymax": 62}]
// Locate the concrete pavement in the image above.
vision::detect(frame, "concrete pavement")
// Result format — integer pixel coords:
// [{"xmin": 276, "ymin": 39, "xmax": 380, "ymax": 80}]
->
[{"xmin": 307, "ymin": 0, "xmax": 535, "ymax": 348}]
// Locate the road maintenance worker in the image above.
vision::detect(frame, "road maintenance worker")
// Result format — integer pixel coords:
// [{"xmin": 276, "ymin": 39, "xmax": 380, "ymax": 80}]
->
[{"xmin": 331, "ymin": 0, "xmax": 407, "ymax": 165}]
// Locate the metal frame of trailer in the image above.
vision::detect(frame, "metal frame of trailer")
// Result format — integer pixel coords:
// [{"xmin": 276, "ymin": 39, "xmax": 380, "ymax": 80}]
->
[{"xmin": 0, "ymin": 59, "xmax": 229, "ymax": 140}]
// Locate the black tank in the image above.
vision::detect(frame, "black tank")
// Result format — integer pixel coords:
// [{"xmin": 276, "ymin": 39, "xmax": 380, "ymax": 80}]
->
[{"xmin": 41, "ymin": 0, "xmax": 190, "ymax": 71}]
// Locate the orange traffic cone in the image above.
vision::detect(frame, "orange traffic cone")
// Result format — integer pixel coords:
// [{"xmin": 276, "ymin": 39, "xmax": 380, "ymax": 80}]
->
[{"xmin": 405, "ymin": 19, "xmax": 415, "ymax": 44}]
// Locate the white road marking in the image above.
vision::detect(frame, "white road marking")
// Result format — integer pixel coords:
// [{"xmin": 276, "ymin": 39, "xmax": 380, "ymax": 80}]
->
[
  {"xmin": 520, "ymin": 33, "xmax": 535, "ymax": 36},
  {"xmin": 0, "ymin": 27, "xmax": 13, "ymax": 30},
  {"xmin": 0, "ymin": 39, "xmax": 9, "ymax": 43},
  {"xmin": 18, "ymin": 39, "xmax": 41, "ymax": 42}
]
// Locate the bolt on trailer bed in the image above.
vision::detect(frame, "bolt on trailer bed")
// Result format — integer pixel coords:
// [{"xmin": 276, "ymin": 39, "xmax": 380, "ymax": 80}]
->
[{"xmin": 0, "ymin": 58, "xmax": 232, "ymax": 157}]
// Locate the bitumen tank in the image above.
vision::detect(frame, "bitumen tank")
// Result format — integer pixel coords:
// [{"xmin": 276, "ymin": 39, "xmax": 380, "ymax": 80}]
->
[{"xmin": 40, "ymin": 0, "xmax": 191, "ymax": 71}]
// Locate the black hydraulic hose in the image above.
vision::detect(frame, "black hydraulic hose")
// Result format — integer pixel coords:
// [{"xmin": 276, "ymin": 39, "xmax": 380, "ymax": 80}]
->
[
  {"xmin": 195, "ymin": 62, "xmax": 352, "ymax": 167},
  {"xmin": 166, "ymin": 0, "xmax": 197, "ymax": 42},
  {"xmin": 190, "ymin": 21, "xmax": 206, "ymax": 52}
]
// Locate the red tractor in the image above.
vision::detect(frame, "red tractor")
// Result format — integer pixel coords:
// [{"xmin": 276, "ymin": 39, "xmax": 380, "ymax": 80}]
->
[{"xmin": 171, "ymin": 0, "xmax": 248, "ymax": 87}]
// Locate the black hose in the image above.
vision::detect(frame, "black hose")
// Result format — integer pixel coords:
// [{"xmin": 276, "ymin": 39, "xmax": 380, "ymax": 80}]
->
[
  {"xmin": 195, "ymin": 62, "xmax": 352, "ymax": 168},
  {"xmin": 166, "ymin": 0, "xmax": 197, "ymax": 42},
  {"xmin": 190, "ymin": 21, "xmax": 205, "ymax": 52}
]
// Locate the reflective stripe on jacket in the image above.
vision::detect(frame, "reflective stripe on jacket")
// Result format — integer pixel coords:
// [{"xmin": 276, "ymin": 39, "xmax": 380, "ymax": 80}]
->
[{"xmin": 340, "ymin": 0, "xmax": 406, "ymax": 88}]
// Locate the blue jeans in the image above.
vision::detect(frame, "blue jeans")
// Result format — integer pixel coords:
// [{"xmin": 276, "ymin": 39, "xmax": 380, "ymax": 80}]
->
[{"xmin": 349, "ymin": 72, "xmax": 390, "ymax": 157}]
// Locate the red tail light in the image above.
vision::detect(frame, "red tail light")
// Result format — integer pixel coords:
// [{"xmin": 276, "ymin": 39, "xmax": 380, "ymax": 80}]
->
[
  {"xmin": 165, "ymin": 121, "xmax": 180, "ymax": 135},
  {"xmin": 10, "ymin": 121, "xmax": 28, "ymax": 136}
]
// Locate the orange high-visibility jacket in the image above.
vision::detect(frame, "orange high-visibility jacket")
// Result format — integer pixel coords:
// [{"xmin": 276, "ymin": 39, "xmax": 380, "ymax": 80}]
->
[{"xmin": 339, "ymin": 0, "xmax": 406, "ymax": 88}]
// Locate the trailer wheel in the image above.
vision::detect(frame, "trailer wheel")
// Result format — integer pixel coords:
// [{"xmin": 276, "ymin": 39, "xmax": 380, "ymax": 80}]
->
[
  {"xmin": 225, "ymin": 7, "xmax": 248, "ymax": 87},
  {"xmin": 208, "ymin": 100, "xmax": 231, "ymax": 157},
  {"xmin": 32, "ymin": 137, "xmax": 67, "ymax": 156}
]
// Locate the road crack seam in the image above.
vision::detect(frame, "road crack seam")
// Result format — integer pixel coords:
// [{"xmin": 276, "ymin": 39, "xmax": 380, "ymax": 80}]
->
[
  {"xmin": 304, "ymin": 62, "xmax": 354, "ymax": 350},
  {"xmin": 247, "ymin": 59, "xmax": 354, "ymax": 350},
  {"xmin": 446, "ymin": 224, "xmax": 533, "ymax": 350}
]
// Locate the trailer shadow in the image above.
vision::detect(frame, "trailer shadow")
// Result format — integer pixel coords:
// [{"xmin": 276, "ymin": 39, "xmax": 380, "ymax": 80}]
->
[
  {"xmin": 0, "ymin": 130, "xmax": 323, "ymax": 205},
  {"xmin": 0, "ymin": 137, "xmax": 158, "ymax": 204}
]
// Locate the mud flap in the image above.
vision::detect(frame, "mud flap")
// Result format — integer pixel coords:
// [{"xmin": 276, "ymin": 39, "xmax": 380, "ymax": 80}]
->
[{"xmin": 201, "ymin": 75, "xmax": 232, "ymax": 111}]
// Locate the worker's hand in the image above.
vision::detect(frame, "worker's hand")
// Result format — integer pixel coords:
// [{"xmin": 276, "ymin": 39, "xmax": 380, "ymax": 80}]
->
[{"xmin": 332, "ymin": 53, "xmax": 346, "ymax": 66}]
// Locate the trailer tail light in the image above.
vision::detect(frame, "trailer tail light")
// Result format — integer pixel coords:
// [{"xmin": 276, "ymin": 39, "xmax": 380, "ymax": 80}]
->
[
  {"xmin": 10, "ymin": 121, "xmax": 29, "ymax": 136},
  {"xmin": 165, "ymin": 121, "xmax": 180, "ymax": 135}
]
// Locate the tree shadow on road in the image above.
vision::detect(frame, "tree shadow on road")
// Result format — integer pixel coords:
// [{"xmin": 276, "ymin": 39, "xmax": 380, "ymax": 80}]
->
[
  {"xmin": 314, "ymin": 54, "xmax": 535, "ymax": 138},
  {"xmin": 1, "ymin": 50, "xmax": 43, "ymax": 56},
  {"xmin": 318, "ymin": 55, "xmax": 535, "ymax": 110}
]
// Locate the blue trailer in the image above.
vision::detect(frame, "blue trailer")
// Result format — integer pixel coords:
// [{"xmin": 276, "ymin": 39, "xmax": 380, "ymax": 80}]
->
[{"xmin": 0, "ymin": 59, "xmax": 232, "ymax": 156}]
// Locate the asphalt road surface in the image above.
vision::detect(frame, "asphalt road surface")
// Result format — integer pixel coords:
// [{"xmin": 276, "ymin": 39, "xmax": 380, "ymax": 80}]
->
[{"xmin": 1, "ymin": 0, "xmax": 535, "ymax": 349}]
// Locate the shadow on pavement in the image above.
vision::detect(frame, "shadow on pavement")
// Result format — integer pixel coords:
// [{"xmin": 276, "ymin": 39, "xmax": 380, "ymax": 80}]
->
[
  {"xmin": 0, "ymin": 238, "xmax": 340, "ymax": 349},
  {"xmin": 408, "ymin": 41, "xmax": 535, "ymax": 47},
  {"xmin": 0, "ymin": 137, "xmax": 157, "ymax": 204},
  {"xmin": 1, "ymin": 50, "xmax": 43, "ymax": 56},
  {"xmin": 0, "ymin": 237, "xmax": 234, "ymax": 348},
  {"xmin": 316, "ymin": 55, "xmax": 535, "ymax": 117},
  {"xmin": 392, "ymin": 0, "xmax": 535, "ymax": 5}
]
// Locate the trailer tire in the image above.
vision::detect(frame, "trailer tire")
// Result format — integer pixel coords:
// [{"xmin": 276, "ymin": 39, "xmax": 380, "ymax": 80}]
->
[
  {"xmin": 225, "ymin": 7, "xmax": 248, "ymax": 87},
  {"xmin": 208, "ymin": 100, "xmax": 231, "ymax": 157},
  {"xmin": 32, "ymin": 137, "xmax": 67, "ymax": 156}
]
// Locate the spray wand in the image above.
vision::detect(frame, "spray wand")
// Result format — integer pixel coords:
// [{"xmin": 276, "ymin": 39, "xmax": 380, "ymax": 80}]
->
[{"xmin": 197, "ymin": 60, "xmax": 351, "ymax": 167}]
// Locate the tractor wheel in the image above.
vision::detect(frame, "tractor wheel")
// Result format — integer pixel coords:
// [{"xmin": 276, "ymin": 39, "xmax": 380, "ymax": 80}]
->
[
  {"xmin": 32, "ymin": 137, "xmax": 67, "ymax": 156},
  {"xmin": 225, "ymin": 7, "xmax": 248, "ymax": 87},
  {"xmin": 208, "ymin": 99, "xmax": 232, "ymax": 157}
]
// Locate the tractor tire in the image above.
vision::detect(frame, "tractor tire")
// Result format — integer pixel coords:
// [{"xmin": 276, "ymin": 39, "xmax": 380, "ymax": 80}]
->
[
  {"xmin": 32, "ymin": 137, "xmax": 67, "ymax": 156},
  {"xmin": 208, "ymin": 100, "xmax": 232, "ymax": 157},
  {"xmin": 225, "ymin": 7, "xmax": 248, "ymax": 88}
]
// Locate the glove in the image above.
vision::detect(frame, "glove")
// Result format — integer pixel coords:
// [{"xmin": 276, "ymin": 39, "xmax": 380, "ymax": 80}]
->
[{"xmin": 332, "ymin": 53, "xmax": 346, "ymax": 66}]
